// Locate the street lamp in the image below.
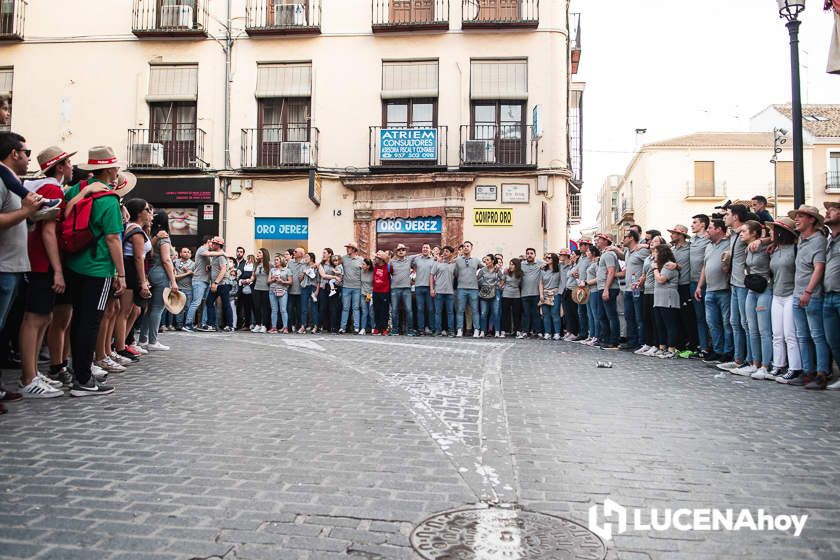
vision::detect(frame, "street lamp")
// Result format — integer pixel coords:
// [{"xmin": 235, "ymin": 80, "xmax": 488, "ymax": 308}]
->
[{"xmin": 777, "ymin": 0, "xmax": 806, "ymax": 208}]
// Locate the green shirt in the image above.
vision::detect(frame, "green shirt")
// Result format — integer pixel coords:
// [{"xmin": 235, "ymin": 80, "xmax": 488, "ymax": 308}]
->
[{"xmin": 64, "ymin": 179, "xmax": 124, "ymax": 278}]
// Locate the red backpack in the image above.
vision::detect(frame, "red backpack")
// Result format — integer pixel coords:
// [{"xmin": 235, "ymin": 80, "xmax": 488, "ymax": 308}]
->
[{"xmin": 59, "ymin": 181, "xmax": 121, "ymax": 254}]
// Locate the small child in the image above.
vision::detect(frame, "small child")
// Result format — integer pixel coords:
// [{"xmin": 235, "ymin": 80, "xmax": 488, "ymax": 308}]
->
[{"xmin": 328, "ymin": 254, "xmax": 343, "ymax": 297}]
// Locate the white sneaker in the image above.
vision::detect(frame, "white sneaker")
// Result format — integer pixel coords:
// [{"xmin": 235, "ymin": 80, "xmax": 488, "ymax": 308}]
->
[
  {"xmin": 21, "ymin": 378, "xmax": 63, "ymax": 399},
  {"xmin": 128, "ymin": 344, "xmax": 148, "ymax": 355},
  {"xmin": 473, "ymin": 330, "xmax": 480, "ymax": 338},
  {"xmin": 329, "ymin": 289, "xmax": 337, "ymax": 297},
  {"xmin": 732, "ymin": 364, "xmax": 757, "ymax": 376},
  {"xmin": 586, "ymin": 338, "xmax": 599, "ymax": 347},
  {"xmin": 358, "ymin": 329, "xmax": 366, "ymax": 336},
  {"xmin": 543, "ymin": 333, "xmax": 550, "ymax": 340},
  {"xmin": 97, "ymin": 357, "xmax": 126, "ymax": 373},
  {"xmin": 110, "ymin": 352, "xmax": 132, "ymax": 366},
  {"xmin": 768, "ymin": 366, "xmax": 786, "ymax": 380},
  {"xmin": 146, "ymin": 341, "xmax": 170, "ymax": 351},
  {"xmin": 643, "ymin": 346, "xmax": 660, "ymax": 357},
  {"xmin": 658, "ymin": 350, "xmax": 675, "ymax": 359},
  {"xmin": 716, "ymin": 361, "xmax": 740, "ymax": 372},
  {"xmin": 500, "ymin": 331, "xmax": 506, "ymax": 338},
  {"xmin": 90, "ymin": 364, "xmax": 109, "ymax": 382},
  {"xmin": 495, "ymin": 332, "xmax": 502, "ymax": 338},
  {"xmin": 751, "ymin": 367, "xmax": 772, "ymax": 380},
  {"xmin": 251, "ymin": 325, "xmax": 259, "ymax": 332},
  {"xmin": 553, "ymin": 333, "xmax": 561, "ymax": 341},
  {"xmin": 36, "ymin": 372, "xmax": 64, "ymax": 389},
  {"xmin": 515, "ymin": 332, "xmax": 526, "ymax": 339},
  {"xmin": 260, "ymin": 325, "xmax": 268, "ymax": 333},
  {"xmin": 634, "ymin": 345, "xmax": 651, "ymax": 355},
  {"xmin": 827, "ymin": 378, "xmax": 840, "ymax": 390},
  {"xmin": 456, "ymin": 329, "xmax": 463, "ymax": 337},
  {"xmin": 478, "ymin": 331, "xmax": 485, "ymax": 338}
]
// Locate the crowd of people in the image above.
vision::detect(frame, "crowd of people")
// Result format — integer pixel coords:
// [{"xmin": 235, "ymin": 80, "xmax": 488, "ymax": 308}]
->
[{"xmin": 1, "ymin": 133, "xmax": 840, "ymax": 415}]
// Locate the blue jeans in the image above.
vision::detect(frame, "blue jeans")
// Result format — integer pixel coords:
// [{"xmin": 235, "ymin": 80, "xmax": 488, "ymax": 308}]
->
[
  {"xmin": 206, "ymin": 284, "xmax": 232, "ymax": 328},
  {"xmin": 690, "ymin": 281, "xmax": 710, "ymax": 351},
  {"xmin": 140, "ymin": 266, "xmax": 168, "ymax": 344},
  {"xmin": 186, "ymin": 280, "xmax": 209, "ymax": 327},
  {"xmin": 479, "ymin": 297, "xmax": 497, "ymax": 333},
  {"xmin": 390, "ymin": 287, "xmax": 414, "ymax": 334},
  {"xmin": 577, "ymin": 302, "xmax": 588, "ymax": 338},
  {"xmin": 521, "ymin": 295, "xmax": 541, "ymax": 334},
  {"xmin": 541, "ymin": 294, "xmax": 562, "ymax": 336},
  {"xmin": 300, "ymin": 285, "xmax": 318, "ymax": 328},
  {"xmin": 341, "ymin": 287, "xmax": 361, "ymax": 331},
  {"xmin": 587, "ymin": 290, "xmax": 602, "ymax": 340},
  {"xmin": 175, "ymin": 287, "xmax": 192, "ymax": 328},
  {"xmin": 623, "ymin": 291, "xmax": 641, "ymax": 347},
  {"xmin": 361, "ymin": 295, "xmax": 371, "ymax": 331},
  {"xmin": 415, "ymin": 286, "xmax": 433, "ymax": 332},
  {"xmin": 269, "ymin": 290, "xmax": 288, "ymax": 330},
  {"xmin": 793, "ymin": 295, "xmax": 830, "ymax": 374},
  {"xmin": 598, "ymin": 288, "xmax": 620, "ymax": 345},
  {"xmin": 0, "ymin": 272, "xmax": 21, "ymax": 331},
  {"xmin": 823, "ymin": 293, "xmax": 840, "ymax": 370},
  {"xmin": 745, "ymin": 289, "xmax": 773, "ymax": 367},
  {"xmin": 705, "ymin": 289, "xmax": 733, "ymax": 356},
  {"xmin": 435, "ymin": 293, "xmax": 454, "ymax": 333},
  {"xmin": 456, "ymin": 288, "xmax": 479, "ymax": 332},
  {"xmin": 730, "ymin": 286, "xmax": 752, "ymax": 363},
  {"xmin": 493, "ymin": 290, "xmax": 502, "ymax": 332}
]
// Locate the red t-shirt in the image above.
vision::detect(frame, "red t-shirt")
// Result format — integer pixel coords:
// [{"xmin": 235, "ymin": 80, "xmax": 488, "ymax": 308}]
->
[
  {"xmin": 27, "ymin": 182, "xmax": 66, "ymax": 273},
  {"xmin": 373, "ymin": 264, "xmax": 390, "ymax": 293}
]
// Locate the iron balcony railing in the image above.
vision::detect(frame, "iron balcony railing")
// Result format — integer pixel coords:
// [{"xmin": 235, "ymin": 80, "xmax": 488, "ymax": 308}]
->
[
  {"xmin": 621, "ymin": 197, "xmax": 633, "ymax": 215},
  {"xmin": 459, "ymin": 124, "xmax": 538, "ymax": 168},
  {"xmin": 241, "ymin": 126, "xmax": 319, "ymax": 169},
  {"xmin": 127, "ymin": 126, "xmax": 207, "ymax": 170},
  {"xmin": 245, "ymin": 0, "xmax": 321, "ymax": 35},
  {"xmin": 686, "ymin": 180, "xmax": 726, "ymax": 199},
  {"xmin": 372, "ymin": 0, "xmax": 449, "ymax": 31},
  {"xmin": 826, "ymin": 171, "xmax": 840, "ymax": 192},
  {"xmin": 0, "ymin": 0, "xmax": 25, "ymax": 40},
  {"xmin": 461, "ymin": 0, "xmax": 538, "ymax": 28},
  {"xmin": 370, "ymin": 126, "xmax": 448, "ymax": 168},
  {"xmin": 132, "ymin": 0, "xmax": 208, "ymax": 37}
]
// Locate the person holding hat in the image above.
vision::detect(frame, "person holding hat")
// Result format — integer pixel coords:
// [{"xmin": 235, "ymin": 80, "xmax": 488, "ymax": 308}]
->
[
  {"xmin": 767, "ymin": 217, "xmax": 802, "ymax": 382},
  {"xmin": 789, "ymin": 205, "xmax": 830, "ymax": 389},
  {"xmin": 340, "ymin": 242, "xmax": 364, "ymax": 334},
  {"xmin": 821, "ymin": 201, "xmax": 840, "ymax": 390}
]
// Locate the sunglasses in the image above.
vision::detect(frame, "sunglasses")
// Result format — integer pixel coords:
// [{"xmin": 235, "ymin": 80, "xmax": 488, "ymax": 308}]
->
[{"xmin": 17, "ymin": 148, "xmax": 31, "ymax": 157}]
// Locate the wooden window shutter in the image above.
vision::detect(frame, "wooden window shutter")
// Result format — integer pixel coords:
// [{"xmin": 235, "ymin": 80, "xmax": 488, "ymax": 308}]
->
[
  {"xmin": 694, "ymin": 161, "xmax": 715, "ymax": 197},
  {"xmin": 776, "ymin": 161, "xmax": 794, "ymax": 197}
]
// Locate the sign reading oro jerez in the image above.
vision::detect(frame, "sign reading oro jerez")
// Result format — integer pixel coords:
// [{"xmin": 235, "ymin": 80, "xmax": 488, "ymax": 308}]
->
[
  {"xmin": 473, "ymin": 208, "xmax": 514, "ymax": 227},
  {"xmin": 376, "ymin": 217, "xmax": 443, "ymax": 234},
  {"xmin": 380, "ymin": 128, "xmax": 438, "ymax": 161}
]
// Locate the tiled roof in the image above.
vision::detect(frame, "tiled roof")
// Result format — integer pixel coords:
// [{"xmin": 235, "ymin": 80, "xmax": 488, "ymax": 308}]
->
[
  {"xmin": 644, "ymin": 132, "xmax": 774, "ymax": 149},
  {"xmin": 772, "ymin": 104, "xmax": 840, "ymax": 137}
]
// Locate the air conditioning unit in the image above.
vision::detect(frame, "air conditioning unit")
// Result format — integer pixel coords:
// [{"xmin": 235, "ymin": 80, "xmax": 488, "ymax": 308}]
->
[
  {"xmin": 273, "ymin": 2, "xmax": 306, "ymax": 26},
  {"xmin": 130, "ymin": 143, "xmax": 165, "ymax": 167},
  {"xmin": 160, "ymin": 5, "xmax": 193, "ymax": 28},
  {"xmin": 464, "ymin": 140, "xmax": 495, "ymax": 164},
  {"xmin": 280, "ymin": 142, "xmax": 310, "ymax": 165}
]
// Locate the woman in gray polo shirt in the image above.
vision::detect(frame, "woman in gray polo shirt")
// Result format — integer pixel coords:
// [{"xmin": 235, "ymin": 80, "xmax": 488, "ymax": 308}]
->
[
  {"xmin": 652, "ymin": 243, "xmax": 681, "ymax": 359},
  {"xmin": 539, "ymin": 253, "xmax": 564, "ymax": 340},
  {"xmin": 500, "ymin": 258, "xmax": 523, "ymax": 338},
  {"xmin": 739, "ymin": 221, "xmax": 774, "ymax": 378},
  {"xmin": 768, "ymin": 218, "xmax": 802, "ymax": 380}
]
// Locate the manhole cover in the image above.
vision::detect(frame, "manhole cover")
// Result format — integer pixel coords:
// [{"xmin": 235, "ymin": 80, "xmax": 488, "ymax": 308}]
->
[{"xmin": 410, "ymin": 505, "xmax": 606, "ymax": 559}]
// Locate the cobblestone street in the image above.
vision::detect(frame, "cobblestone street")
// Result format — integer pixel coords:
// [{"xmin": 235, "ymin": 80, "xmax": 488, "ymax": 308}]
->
[{"xmin": 1, "ymin": 332, "xmax": 839, "ymax": 560}]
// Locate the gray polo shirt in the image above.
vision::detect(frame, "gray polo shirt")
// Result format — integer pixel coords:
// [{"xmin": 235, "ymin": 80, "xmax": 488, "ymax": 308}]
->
[
  {"xmin": 745, "ymin": 249, "xmax": 772, "ymax": 291},
  {"xmin": 794, "ymin": 232, "xmax": 826, "ymax": 298},
  {"xmin": 596, "ymin": 251, "xmax": 618, "ymax": 291},
  {"xmin": 585, "ymin": 261, "xmax": 597, "ymax": 284},
  {"xmin": 0, "ymin": 178, "xmax": 29, "ymax": 273},
  {"xmin": 575, "ymin": 255, "xmax": 591, "ymax": 286},
  {"xmin": 689, "ymin": 235, "xmax": 710, "ymax": 283},
  {"xmin": 502, "ymin": 273, "xmax": 521, "ymax": 298},
  {"xmin": 210, "ymin": 255, "xmax": 227, "ymax": 283},
  {"xmin": 520, "ymin": 260, "xmax": 542, "ymax": 297},
  {"xmin": 288, "ymin": 259, "xmax": 303, "ymax": 294},
  {"xmin": 770, "ymin": 245, "xmax": 796, "ymax": 297},
  {"xmin": 540, "ymin": 268, "xmax": 563, "ymax": 291},
  {"xmin": 703, "ymin": 237, "xmax": 730, "ymax": 292},
  {"xmin": 361, "ymin": 269, "xmax": 373, "ymax": 295},
  {"xmin": 389, "ymin": 257, "xmax": 413, "ymax": 289},
  {"xmin": 825, "ymin": 233, "xmax": 840, "ymax": 294},
  {"xmin": 653, "ymin": 267, "xmax": 680, "ymax": 308},
  {"xmin": 673, "ymin": 243, "xmax": 691, "ymax": 285},
  {"xmin": 643, "ymin": 256, "xmax": 655, "ymax": 295},
  {"xmin": 432, "ymin": 261, "xmax": 455, "ymax": 295},
  {"xmin": 193, "ymin": 245, "xmax": 211, "ymax": 283},
  {"xmin": 729, "ymin": 234, "xmax": 747, "ymax": 288},
  {"xmin": 624, "ymin": 246, "xmax": 649, "ymax": 290},
  {"xmin": 412, "ymin": 254, "xmax": 435, "ymax": 288},
  {"xmin": 341, "ymin": 255, "xmax": 363, "ymax": 289},
  {"xmin": 253, "ymin": 264, "xmax": 269, "ymax": 291},
  {"xmin": 319, "ymin": 263, "xmax": 334, "ymax": 289},
  {"xmin": 454, "ymin": 256, "xmax": 480, "ymax": 290}
]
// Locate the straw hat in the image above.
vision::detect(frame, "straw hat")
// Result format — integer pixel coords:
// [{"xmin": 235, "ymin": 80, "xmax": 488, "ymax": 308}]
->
[
  {"xmin": 210, "ymin": 236, "xmax": 225, "ymax": 247},
  {"xmin": 162, "ymin": 288, "xmax": 186, "ymax": 315},
  {"xmin": 771, "ymin": 216, "xmax": 797, "ymax": 235},
  {"xmin": 578, "ymin": 236, "xmax": 593, "ymax": 245},
  {"xmin": 824, "ymin": 201, "xmax": 840, "ymax": 211},
  {"xmin": 36, "ymin": 146, "xmax": 76, "ymax": 175},
  {"xmin": 344, "ymin": 241, "xmax": 359, "ymax": 251},
  {"xmin": 572, "ymin": 285, "xmax": 590, "ymax": 305},
  {"xmin": 112, "ymin": 171, "xmax": 136, "ymax": 198},
  {"xmin": 787, "ymin": 205, "xmax": 825, "ymax": 226},
  {"xmin": 594, "ymin": 233, "xmax": 613, "ymax": 244},
  {"xmin": 667, "ymin": 224, "xmax": 689, "ymax": 237},
  {"xmin": 78, "ymin": 146, "xmax": 123, "ymax": 171}
]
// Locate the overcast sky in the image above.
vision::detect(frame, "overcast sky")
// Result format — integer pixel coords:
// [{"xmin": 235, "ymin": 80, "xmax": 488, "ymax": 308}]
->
[{"xmin": 572, "ymin": 0, "xmax": 838, "ymax": 230}]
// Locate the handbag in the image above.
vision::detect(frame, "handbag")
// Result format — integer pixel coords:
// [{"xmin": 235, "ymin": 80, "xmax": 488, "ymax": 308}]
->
[
  {"xmin": 573, "ymin": 285, "xmax": 590, "ymax": 305},
  {"xmin": 744, "ymin": 273, "xmax": 768, "ymax": 293},
  {"xmin": 242, "ymin": 284, "xmax": 252, "ymax": 295},
  {"xmin": 479, "ymin": 284, "xmax": 496, "ymax": 299}
]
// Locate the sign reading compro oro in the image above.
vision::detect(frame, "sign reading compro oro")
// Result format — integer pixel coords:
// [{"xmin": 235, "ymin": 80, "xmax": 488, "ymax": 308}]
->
[{"xmin": 473, "ymin": 208, "xmax": 514, "ymax": 227}]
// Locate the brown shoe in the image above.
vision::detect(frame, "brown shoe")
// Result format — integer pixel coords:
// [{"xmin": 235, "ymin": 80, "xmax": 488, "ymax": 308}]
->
[
  {"xmin": 805, "ymin": 373, "xmax": 829, "ymax": 390},
  {"xmin": 789, "ymin": 374, "xmax": 813, "ymax": 387}
]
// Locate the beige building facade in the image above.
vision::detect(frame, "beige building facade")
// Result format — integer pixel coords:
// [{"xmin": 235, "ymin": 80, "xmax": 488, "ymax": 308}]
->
[{"xmin": 0, "ymin": 0, "xmax": 582, "ymax": 258}]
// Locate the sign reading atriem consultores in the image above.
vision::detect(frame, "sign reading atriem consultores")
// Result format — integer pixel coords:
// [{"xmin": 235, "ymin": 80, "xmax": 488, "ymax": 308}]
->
[
  {"xmin": 376, "ymin": 217, "xmax": 442, "ymax": 234},
  {"xmin": 380, "ymin": 128, "xmax": 437, "ymax": 161},
  {"xmin": 473, "ymin": 208, "xmax": 513, "ymax": 227}
]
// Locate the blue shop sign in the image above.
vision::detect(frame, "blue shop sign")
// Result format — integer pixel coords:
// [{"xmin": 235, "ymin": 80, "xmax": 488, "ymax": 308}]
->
[
  {"xmin": 255, "ymin": 217, "xmax": 309, "ymax": 240},
  {"xmin": 380, "ymin": 128, "xmax": 437, "ymax": 161},
  {"xmin": 376, "ymin": 217, "xmax": 442, "ymax": 234}
]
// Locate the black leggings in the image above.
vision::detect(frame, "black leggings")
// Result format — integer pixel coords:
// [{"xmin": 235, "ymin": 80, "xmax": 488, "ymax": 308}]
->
[
  {"xmin": 562, "ymin": 289, "xmax": 579, "ymax": 335},
  {"xmin": 501, "ymin": 297, "xmax": 522, "ymax": 333},
  {"xmin": 237, "ymin": 292, "xmax": 253, "ymax": 328},
  {"xmin": 373, "ymin": 292, "xmax": 390, "ymax": 331},
  {"xmin": 654, "ymin": 306, "xmax": 680, "ymax": 348},
  {"xmin": 641, "ymin": 293, "xmax": 658, "ymax": 347},
  {"xmin": 253, "ymin": 290, "xmax": 270, "ymax": 327}
]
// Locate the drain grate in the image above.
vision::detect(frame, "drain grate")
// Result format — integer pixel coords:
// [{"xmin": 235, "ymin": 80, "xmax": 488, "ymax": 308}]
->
[{"xmin": 410, "ymin": 505, "xmax": 606, "ymax": 559}]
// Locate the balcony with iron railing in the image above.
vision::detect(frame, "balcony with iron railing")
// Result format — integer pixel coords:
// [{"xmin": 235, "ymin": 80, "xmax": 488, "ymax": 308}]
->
[
  {"xmin": 0, "ymin": 0, "xmax": 25, "ymax": 41},
  {"xmin": 245, "ymin": 0, "xmax": 321, "ymax": 35},
  {"xmin": 570, "ymin": 12, "xmax": 581, "ymax": 74},
  {"xmin": 685, "ymin": 180, "xmax": 726, "ymax": 199},
  {"xmin": 369, "ymin": 126, "xmax": 448, "ymax": 169},
  {"xmin": 241, "ymin": 126, "xmax": 319, "ymax": 169},
  {"xmin": 132, "ymin": 0, "xmax": 208, "ymax": 38},
  {"xmin": 459, "ymin": 124, "xmax": 538, "ymax": 169},
  {"xmin": 372, "ymin": 0, "xmax": 449, "ymax": 32},
  {"xmin": 461, "ymin": 0, "xmax": 538, "ymax": 29},
  {"xmin": 826, "ymin": 171, "xmax": 840, "ymax": 193},
  {"xmin": 127, "ymin": 126, "xmax": 207, "ymax": 170}
]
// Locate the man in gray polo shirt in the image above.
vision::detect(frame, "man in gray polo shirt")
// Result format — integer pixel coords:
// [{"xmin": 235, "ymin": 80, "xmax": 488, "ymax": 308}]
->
[
  {"xmin": 720, "ymin": 204, "xmax": 752, "ymax": 371},
  {"xmin": 594, "ymin": 233, "xmax": 620, "ymax": 348},
  {"xmin": 620, "ymin": 229, "xmax": 648, "ymax": 350},
  {"xmin": 412, "ymin": 244, "xmax": 436, "ymax": 335},
  {"xmin": 389, "ymin": 244, "xmax": 415, "ymax": 336},
  {"xmin": 340, "ymin": 241, "xmax": 364, "ymax": 333},
  {"xmin": 689, "ymin": 214, "xmax": 712, "ymax": 356},
  {"xmin": 694, "ymin": 219, "xmax": 733, "ymax": 363},
  {"xmin": 520, "ymin": 247, "xmax": 543, "ymax": 337},
  {"xmin": 454, "ymin": 241, "xmax": 480, "ymax": 337},
  {"xmin": 431, "ymin": 246, "xmax": 456, "ymax": 335},
  {"xmin": 823, "ymin": 202, "xmax": 840, "ymax": 390},
  {"xmin": 668, "ymin": 224, "xmax": 697, "ymax": 353},
  {"xmin": 286, "ymin": 247, "xmax": 305, "ymax": 331},
  {"xmin": 572, "ymin": 239, "xmax": 592, "ymax": 340}
]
